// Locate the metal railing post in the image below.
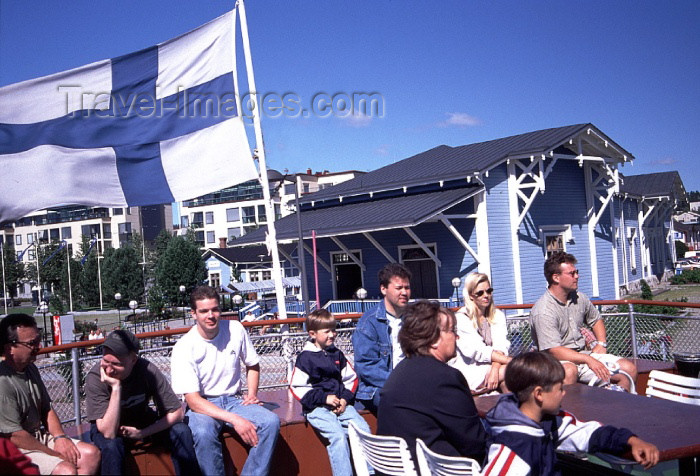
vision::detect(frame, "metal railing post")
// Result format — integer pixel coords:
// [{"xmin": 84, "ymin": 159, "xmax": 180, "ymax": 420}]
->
[
  {"xmin": 628, "ymin": 303, "xmax": 638, "ymax": 360},
  {"xmin": 71, "ymin": 347, "xmax": 82, "ymax": 426}
]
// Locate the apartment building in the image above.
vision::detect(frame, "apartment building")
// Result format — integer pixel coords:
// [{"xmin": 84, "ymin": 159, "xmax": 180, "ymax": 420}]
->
[
  {"xmin": 0, "ymin": 204, "xmax": 172, "ymax": 299},
  {"xmin": 179, "ymin": 169, "xmax": 365, "ymax": 249}
]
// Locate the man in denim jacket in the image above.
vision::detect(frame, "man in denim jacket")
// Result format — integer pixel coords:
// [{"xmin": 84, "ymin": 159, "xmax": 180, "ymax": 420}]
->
[{"xmin": 352, "ymin": 263, "xmax": 412, "ymax": 413}]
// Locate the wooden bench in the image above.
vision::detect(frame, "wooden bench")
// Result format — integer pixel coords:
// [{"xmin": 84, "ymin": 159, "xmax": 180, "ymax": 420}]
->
[{"xmin": 66, "ymin": 388, "xmax": 377, "ymax": 475}]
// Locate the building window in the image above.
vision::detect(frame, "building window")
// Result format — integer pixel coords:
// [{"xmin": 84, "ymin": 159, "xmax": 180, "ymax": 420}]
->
[
  {"xmin": 228, "ymin": 227, "xmax": 241, "ymax": 241},
  {"xmin": 27, "ymin": 233, "xmax": 34, "ymax": 244},
  {"xmin": 242, "ymin": 206, "xmax": 256, "ymax": 224},
  {"xmin": 226, "ymin": 208, "xmax": 240, "ymax": 222},
  {"xmin": 192, "ymin": 212, "xmax": 204, "ymax": 228},
  {"xmin": 539, "ymin": 225, "xmax": 572, "ymax": 259},
  {"xmin": 250, "ymin": 272, "xmax": 260, "ymax": 282},
  {"xmin": 15, "ymin": 235, "xmax": 21, "ymax": 246},
  {"xmin": 113, "ymin": 208, "xmax": 123, "ymax": 215},
  {"xmin": 195, "ymin": 231, "xmax": 205, "ymax": 246},
  {"xmin": 205, "ymin": 211, "xmax": 214, "ymax": 224},
  {"xmin": 49, "ymin": 228, "xmax": 60, "ymax": 242},
  {"xmin": 210, "ymin": 273, "xmax": 220, "ymax": 289},
  {"xmin": 28, "ymin": 249, "xmax": 35, "ymax": 261},
  {"xmin": 262, "ymin": 270, "xmax": 271, "ymax": 280},
  {"xmin": 102, "ymin": 224, "xmax": 112, "ymax": 240},
  {"xmin": 181, "ymin": 216, "xmax": 189, "ymax": 228},
  {"xmin": 61, "ymin": 227, "xmax": 72, "ymax": 239},
  {"xmin": 206, "ymin": 231, "xmax": 215, "ymax": 244},
  {"xmin": 303, "ymin": 183, "xmax": 310, "ymax": 193},
  {"xmin": 118, "ymin": 223, "xmax": 132, "ymax": 234},
  {"xmin": 274, "ymin": 204, "xmax": 281, "ymax": 220},
  {"xmin": 257, "ymin": 205, "xmax": 267, "ymax": 223}
]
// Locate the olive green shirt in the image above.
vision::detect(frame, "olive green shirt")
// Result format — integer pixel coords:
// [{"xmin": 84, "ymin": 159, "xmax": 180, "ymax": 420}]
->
[
  {"xmin": 529, "ymin": 290, "xmax": 601, "ymax": 351},
  {"xmin": 0, "ymin": 361, "xmax": 51, "ymax": 435}
]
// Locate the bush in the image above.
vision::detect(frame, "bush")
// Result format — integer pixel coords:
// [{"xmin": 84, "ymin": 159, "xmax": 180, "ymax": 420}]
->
[{"xmin": 671, "ymin": 269, "xmax": 700, "ymax": 284}]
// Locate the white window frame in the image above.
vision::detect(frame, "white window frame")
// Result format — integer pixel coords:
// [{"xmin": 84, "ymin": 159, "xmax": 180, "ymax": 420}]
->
[{"xmin": 539, "ymin": 225, "xmax": 573, "ymax": 258}]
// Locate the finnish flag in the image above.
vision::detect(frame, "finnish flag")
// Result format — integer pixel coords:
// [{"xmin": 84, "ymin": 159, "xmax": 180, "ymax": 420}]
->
[{"xmin": 0, "ymin": 9, "xmax": 258, "ymax": 223}]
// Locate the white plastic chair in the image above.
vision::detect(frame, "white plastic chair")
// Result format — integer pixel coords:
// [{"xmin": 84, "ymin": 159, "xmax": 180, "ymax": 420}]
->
[
  {"xmin": 646, "ymin": 370, "xmax": 700, "ymax": 405},
  {"xmin": 415, "ymin": 438, "xmax": 481, "ymax": 476},
  {"xmin": 348, "ymin": 421, "xmax": 418, "ymax": 476}
]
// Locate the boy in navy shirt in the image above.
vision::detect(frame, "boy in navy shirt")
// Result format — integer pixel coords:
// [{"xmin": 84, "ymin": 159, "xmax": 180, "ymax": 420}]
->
[
  {"xmin": 290, "ymin": 310, "xmax": 371, "ymax": 476},
  {"xmin": 482, "ymin": 352, "xmax": 658, "ymax": 475}
]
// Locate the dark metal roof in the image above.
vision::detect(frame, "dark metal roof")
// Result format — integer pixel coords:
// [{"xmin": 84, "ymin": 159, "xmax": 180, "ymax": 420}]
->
[
  {"xmin": 620, "ymin": 171, "xmax": 686, "ymax": 201},
  {"xmin": 202, "ymin": 244, "xmax": 296, "ymax": 265},
  {"xmin": 302, "ymin": 123, "xmax": 632, "ymax": 204},
  {"xmin": 232, "ymin": 186, "xmax": 481, "ymax": 246}
]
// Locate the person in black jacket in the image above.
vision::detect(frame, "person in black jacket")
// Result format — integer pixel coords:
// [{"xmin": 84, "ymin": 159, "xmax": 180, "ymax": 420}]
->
[
  {"xmin": 290, "ymin": 310, "xmax": 371, "ymax": 476},
  {"xmin": 377, "ymin": 300, "xmax": 487, "ymax": 465}
]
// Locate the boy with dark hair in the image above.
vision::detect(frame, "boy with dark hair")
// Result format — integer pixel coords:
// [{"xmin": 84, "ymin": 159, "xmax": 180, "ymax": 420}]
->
[
  {"xmin": 290, "ymin": 310, "xmax": 370, "ymax": 476},
  {"xmin": 482, "ymin": 352, "xmax": 658, "ymax": 475}
]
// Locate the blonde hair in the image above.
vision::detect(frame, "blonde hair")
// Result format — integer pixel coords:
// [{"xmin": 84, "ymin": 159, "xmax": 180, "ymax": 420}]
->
[{"xmin": 462, "ymin": 272, "xmax": 497, "ymax": 327}]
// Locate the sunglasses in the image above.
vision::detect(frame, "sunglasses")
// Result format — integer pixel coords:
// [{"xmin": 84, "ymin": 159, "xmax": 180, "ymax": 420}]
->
[
  {"xmin": 12, "ymin": 338, "xmax": 42, "ymax": 350},
  {"xmin": 473, "ymin": 288, "xmax": 494, "ymax": 298}
]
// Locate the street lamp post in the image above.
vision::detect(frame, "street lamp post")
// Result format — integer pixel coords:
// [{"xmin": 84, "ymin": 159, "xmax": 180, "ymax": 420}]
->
[
  {"xmin": 232, "ymin": 294, "xmax": 243, "ymax": 318},
  {"xmin": 114, "ymin": 293, "xmax": 122, "ymax": 328},
  {"xmin": 128, "ymin": 300, "xmax": 137, "ymax": 332},
  {"xmin": 38, "ymin": 301, "xmax": 49, "ymax": 347},
  {"xmin": 179, "ymin": 285, "xmax": 186, "ymax": 325},
  {"xmin": 451, "ymin": 277, "xmax": 462, "ymax": 306},
  {"xmin": 356, "ymin": 287, "xmax": 367, "ymax": 313}
]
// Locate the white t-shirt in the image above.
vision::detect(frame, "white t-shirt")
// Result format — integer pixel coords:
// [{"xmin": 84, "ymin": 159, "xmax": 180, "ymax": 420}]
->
[
  {"xmin": 171, "ymin": 320, "xmax": 259, "ymax": 397},
  {"xmin": 387, "ymin": 312, "xmax": 404, "ymax": 369}
]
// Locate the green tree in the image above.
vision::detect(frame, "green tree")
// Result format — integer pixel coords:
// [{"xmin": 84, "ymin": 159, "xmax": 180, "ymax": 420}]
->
[
  {"xmin": 675, "ymin": 240, "xmax": 689, "ymax": 260},
  {"xmin": 101, "ymin": 244, "xmax": 144, "ymax": 305},
  {"xmin": 1, "ymin": 242, "xmax": 25, "ymax": 303},
  {"xmin": 25, "ymin": 241, "xmax": 78, "ymax": 310},
  {"xmin": 155, "ymin": 233, "xmax": 207, "ymax": 303},
  {"xmin": 77, "ymin": 237, "xmax": 101, "ymax": 307}
]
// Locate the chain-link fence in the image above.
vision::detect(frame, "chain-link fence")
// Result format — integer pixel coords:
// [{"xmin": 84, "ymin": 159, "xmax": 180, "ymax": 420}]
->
[{"xmin": 36, "ymin": 310, "xmax": 700, "ymax": 427}]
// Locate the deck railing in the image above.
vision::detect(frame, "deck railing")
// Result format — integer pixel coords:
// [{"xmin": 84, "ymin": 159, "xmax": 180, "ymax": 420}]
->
[{"xmin": 33, "ymin": 299, "xmax": 700, "ymax": 428}]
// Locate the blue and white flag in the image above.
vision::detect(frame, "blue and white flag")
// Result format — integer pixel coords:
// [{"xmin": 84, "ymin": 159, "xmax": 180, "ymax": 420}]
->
[
  {"xmin": 42, "ymin": 240, "xmax": 67, "ymax": 266},
  {"xmin": 0, "ymin": 9, "xmax": 258, "ymax": 222},
  {"xmin": 80, "ymin": 238, "xmax": 98, "ymax": 266},
  {"xmin": 16, "ymin": 242, "xmax": 35, "ymax": 261}
]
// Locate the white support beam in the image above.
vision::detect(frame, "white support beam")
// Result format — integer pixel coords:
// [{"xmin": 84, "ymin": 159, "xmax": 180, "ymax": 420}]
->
[
  {"xmin": 584, "ymin": 163, "xmax": 600, "ymax": 297},
  {"xmin": 609, "ymin": 199, "xmax": 620, "ymax": 299},
  {"xmin": 507, "ymin": 160, "xmax": 524, "ymax": 304},
  {"xmin": 303, "ymin": 243, "xmax": 331, "ymax": 273},
  {"xmin": 278, "ymin": 247, "xmax": 300, "ymax": 271},
  {"xmin": 330, "ymin": 236, "xmax": 366, "ymax": 271},
  {"xmin": 403, "ymin": 227, "xmax": 442, "ymax": 267},
  {"xmin": 362, "ymin": 232, "xmax": 396, "ymax": 263},
  {"xmin": 474, "ymin": 191, "xmax": 491, "ymax": 276},
  {"xmin": 439, "ymin": 217, "xmax": 480, "ymax": 264}
]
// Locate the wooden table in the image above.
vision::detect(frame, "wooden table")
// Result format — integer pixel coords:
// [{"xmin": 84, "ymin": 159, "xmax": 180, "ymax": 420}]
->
[{"xmin": 475, "ymin": 384, "xmax": 700, "ymax": 472}]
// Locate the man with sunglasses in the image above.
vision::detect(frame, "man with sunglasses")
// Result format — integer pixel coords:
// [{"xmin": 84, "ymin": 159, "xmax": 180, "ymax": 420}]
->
[
  {"xmin": 0, "ymin": 313, "xmax": 100, "ymax": 474},
  {"xmin": 530, "ymin": 252, "xmax": 637, "ymax": 391}
]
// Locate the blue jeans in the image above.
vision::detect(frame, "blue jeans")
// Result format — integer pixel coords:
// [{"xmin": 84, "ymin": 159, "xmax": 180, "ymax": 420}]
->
[
  {"xmin": 90, "ymin": 421, "xmax": 200, "ymax": 475},
  {"xmin": 306, "ymin": 405, "xmax": 371, "ymax": 476},
  {"xmin": 186, "ymin": 395, "xmax": 280, "ymax": 476}
]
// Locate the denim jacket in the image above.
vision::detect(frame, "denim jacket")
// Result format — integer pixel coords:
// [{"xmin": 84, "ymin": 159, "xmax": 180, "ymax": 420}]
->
[{"xmin": 351, "ymin": 299, "xmax": 393, "ymax": 401}]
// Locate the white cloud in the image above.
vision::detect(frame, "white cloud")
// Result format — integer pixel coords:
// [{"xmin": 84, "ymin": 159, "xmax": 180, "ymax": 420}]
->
[
  {"xmin": 649, "ymin": 157, "xmax": 678, "ymax": 166},
  {"xmin": 340, "ymin": 113, "xmax": 373, "ymax": 128},
  {"xmin": 374, "ymin": 144, "xmax": 390, "ymax": 156},
  {"xmin": 438, "ymin": 112, "xmax": 482, "ymax": 128}
]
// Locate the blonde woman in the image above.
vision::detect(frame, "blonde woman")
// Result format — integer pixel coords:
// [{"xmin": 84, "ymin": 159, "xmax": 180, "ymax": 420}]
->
[{"xmin": 450, "ymin": 273, "xmax": 511, "ymax": 394}]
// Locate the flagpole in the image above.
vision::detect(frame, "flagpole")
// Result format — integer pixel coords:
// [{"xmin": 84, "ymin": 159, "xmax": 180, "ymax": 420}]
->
[
  {"xmin": 238, "ymin": 0, "xmax": 288, "ymax": 320},
  {"xmin": 35, "ymin": 240, "xmax": 42, "ymax": 304},
  {"xmin": 65, "ymin": 241, "xmax": 73, "ymax": 312},
  {"xmin": 1, "ymin": 241, "xmax": 8, "ymax": 315},
  {"xmin": 97, "ymin": 247, "xmax": 104, "ymax": 311}
]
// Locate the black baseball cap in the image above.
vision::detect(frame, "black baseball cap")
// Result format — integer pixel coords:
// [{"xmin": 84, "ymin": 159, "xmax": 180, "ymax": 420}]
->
[{"xmin": 102, "ymin": 330, "xmax": 140, "ymax": 358}]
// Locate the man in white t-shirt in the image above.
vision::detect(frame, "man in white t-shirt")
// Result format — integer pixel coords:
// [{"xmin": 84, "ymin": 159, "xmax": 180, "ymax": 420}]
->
[{"xmin": 171, "ymin": 286, "xmax": 280, "ymax": 476}]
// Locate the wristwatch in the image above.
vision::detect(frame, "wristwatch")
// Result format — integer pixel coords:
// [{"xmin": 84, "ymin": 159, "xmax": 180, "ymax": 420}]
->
[{"xmin": 592, "ymin": 341, "xmax": 607, "ymax": 348}]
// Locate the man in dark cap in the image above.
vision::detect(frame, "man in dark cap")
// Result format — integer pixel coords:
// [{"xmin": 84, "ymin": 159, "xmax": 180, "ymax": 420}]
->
[{"xmin": 85, "ymin": 329, "xmax": 199, "ymax": 475}]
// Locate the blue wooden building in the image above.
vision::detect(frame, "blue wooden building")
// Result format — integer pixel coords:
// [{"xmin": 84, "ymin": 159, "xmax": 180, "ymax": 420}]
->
[{"xmin": 230, "ymin": 124, "xmax": 683, "ymax": 305}]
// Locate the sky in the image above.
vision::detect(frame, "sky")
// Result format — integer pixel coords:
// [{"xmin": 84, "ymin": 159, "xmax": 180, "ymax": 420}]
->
[{"xmin": 1, "ymin": 0, "xmax": 699, "ymax": 197}]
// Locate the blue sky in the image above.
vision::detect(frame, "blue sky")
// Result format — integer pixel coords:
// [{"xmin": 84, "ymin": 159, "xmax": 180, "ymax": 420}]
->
[{"xmin": 1, "ymin": 0, "xmax": 698, "ymax": 194}]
